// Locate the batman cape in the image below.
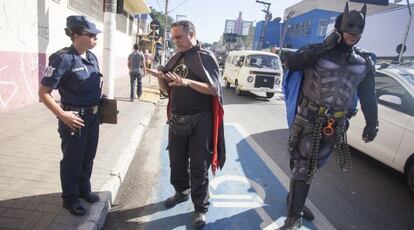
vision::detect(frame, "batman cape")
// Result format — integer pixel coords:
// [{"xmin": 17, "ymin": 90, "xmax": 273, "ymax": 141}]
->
[{"xmin": 162, "ymin": 42, "xmax": 226, "ymax": 174}]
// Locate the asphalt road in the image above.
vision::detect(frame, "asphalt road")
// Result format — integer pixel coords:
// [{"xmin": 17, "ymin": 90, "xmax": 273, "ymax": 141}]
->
[{"xmin": 104, "ymin": 87, "xmax": 414, "ymax": 230}]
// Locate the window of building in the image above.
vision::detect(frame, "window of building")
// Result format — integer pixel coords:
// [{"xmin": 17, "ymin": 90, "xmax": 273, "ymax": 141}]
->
[
  {"xmin": 116, "ymin": 11, "xmax": 128, "ymax": 33},
  {"xmin": 317, "ymin": 19, "xmax": 328, "ymax": 37},
  {"xmin": 303, "ymin": 20, "xmax": 311, "ymax": 37},
  {"xmin": 128, "ymin": 14, "xmax": 133, "ymax": 36},
  {"xmin": 68, "ymin": 0, "xmax": 104, "ymax": 22}
]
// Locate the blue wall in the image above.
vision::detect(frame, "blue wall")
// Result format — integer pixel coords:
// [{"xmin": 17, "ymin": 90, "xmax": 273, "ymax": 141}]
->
[
  {"xmin": 254, "ymin": 21, "xmax": 281, "ymax": 50},
  {"xmin": 284, "ymin": 9, "xmax": 339, "ymax": 49}
]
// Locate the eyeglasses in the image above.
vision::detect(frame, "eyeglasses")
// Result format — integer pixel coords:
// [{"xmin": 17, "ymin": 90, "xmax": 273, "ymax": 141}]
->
[{"xmin": 80, "ymin": 32, "xmax": 97, "ymax": 38}]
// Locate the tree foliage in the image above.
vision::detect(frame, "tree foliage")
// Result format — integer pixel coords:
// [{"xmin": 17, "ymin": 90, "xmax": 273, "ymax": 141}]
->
[{"xmin": 149, "ymin": 7, "xmax": 174, "ymax": 40}]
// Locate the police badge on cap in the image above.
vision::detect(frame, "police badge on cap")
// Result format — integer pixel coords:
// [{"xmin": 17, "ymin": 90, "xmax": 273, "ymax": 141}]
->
[{"xmin": 66, "ymin": 15, "xmax": 102, "ymax": 34}]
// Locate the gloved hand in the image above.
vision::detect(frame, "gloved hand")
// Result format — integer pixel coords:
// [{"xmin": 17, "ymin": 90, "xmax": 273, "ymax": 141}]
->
[
  {"xmin": 362, "ymin": 126, "xmax": 378, "ymax": 143},
  {"xmin": 324, "ymin": 31, "xmax": 341, "ymax": 48}
]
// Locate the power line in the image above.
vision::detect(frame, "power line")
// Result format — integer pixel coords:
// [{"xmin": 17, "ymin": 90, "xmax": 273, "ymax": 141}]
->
[
  {"xmin": 156, "ymin": 0, "xmax": 163, "ymax": 12},
  {"xmin": 168, "ymin": 0, "xmax": 190, "ymax": 13}
]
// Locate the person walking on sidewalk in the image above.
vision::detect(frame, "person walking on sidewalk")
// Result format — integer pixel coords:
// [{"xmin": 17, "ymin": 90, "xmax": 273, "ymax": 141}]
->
[
  {"xmin": 38, "ymin": 15, "xmax": 102, "ymax": 216},
  {"xmin": 280, "ymin": 3, "xmax": 378, "ymax": 229},
  {"xmin": 147, "ymin": 20, "xmax": 226, "ymax": 229},
  {"xmin": 128, "ymin": 44, "xmax": 146, "ymax": 101}
]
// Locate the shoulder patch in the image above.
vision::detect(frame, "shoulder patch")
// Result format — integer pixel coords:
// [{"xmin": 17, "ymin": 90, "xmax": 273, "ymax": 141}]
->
[{"xmin": 44, "ymin": 66, "xmax": 56, "ymax": 77}]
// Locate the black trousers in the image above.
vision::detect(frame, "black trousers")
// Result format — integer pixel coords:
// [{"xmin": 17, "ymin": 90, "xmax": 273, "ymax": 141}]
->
[
  {"xmin": 58, "ymin": 114, "xmax": 99, "ymax": 203},
  {"xmin": 168, "ymin": 112, "xmax": 212, "ymax": 213}
]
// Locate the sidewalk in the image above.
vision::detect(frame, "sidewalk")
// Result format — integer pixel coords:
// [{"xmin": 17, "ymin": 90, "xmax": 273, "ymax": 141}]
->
[{"xmin": 0, "ymin": 75, "xmax": 161, "ymax": 230}]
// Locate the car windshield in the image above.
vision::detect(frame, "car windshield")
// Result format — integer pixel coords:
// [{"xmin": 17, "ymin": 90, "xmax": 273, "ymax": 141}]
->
[{"xmin": 245, "ymin": 55, "xmax": 280, "ymax": 69}]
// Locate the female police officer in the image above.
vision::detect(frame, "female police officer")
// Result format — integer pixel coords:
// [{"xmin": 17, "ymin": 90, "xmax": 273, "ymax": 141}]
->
[{"xmin": 38, "ymin": 15, "xmax": 102, "ymax": 216}]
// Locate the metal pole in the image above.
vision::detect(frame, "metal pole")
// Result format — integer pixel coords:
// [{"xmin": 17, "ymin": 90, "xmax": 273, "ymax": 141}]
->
[
  {"xmin": 256, "ymin": 0, "xmax": 271, "ymax": 50},
  {"xmin": 398, "ymin": 0, "xmax": 412, "ymax": 64},
  {"xmin": 279, "ymin": 10, "xmax": 294, "ymax": 56},
  {"xmin": 103, "ymin": 0, "xmax": 117, "ymax": 99},
  {"xmin": 238, "ymin": 37, "xmax": 245, "ymax": 50},
  {"xmin": 162, "ymin": 0, "xmax": 169, "ymax": 66}
]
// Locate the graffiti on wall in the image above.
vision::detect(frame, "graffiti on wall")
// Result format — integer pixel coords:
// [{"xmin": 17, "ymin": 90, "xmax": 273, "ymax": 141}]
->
[{"xmin": 0, "ymin": 0, "xmax": 51, "ymax": 111}]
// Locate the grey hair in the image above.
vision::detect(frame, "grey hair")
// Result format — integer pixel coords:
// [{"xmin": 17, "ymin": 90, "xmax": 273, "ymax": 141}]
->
[{"xmin": 171, "ymin": 20, "xmax": 196, "ymax": 34}]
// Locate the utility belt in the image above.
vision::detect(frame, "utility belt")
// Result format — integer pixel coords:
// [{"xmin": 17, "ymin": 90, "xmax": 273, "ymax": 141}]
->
[
  {"xmin": 299, "ymin": 98, "xmax": 357, "ymax": 119},
  {"xmin": 61, "ymin": 104, "xmax": 99, "ymax": 115}
]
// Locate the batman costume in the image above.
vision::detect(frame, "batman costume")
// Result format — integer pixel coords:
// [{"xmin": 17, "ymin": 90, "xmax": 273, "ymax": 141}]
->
[
  {"xmin": 160, "ymin": 41, "xmax": 226, "ymax": 215},
  {"xmin": 280, "ymin": 3, "xmax": 378, "ymax": 229}
]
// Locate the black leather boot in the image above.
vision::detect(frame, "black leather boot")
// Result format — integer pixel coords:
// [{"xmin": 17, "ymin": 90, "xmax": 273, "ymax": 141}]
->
[
  {"xmin": 279, "ymin": 180, "xmax": 310, "ymax": 230},
  {"xmin": 286, "ymin": 193, "xmax": 314, "ymax": 221}
]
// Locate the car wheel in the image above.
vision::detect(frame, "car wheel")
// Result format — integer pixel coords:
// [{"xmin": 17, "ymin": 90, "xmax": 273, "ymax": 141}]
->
[
  {"xmin": 407, "ymin": 164, "xmax": 414, "ymax": 195},
  {"xmin": 224, "ymin": 78, "xmax": 231, "ymax": 89},
  {"xmin": 266, "ymin": 93, "xmax": 274, "ymax": 98},
  {"xmin": 235, "ymin": 81, "xmax": 243, "ymax": 96}
]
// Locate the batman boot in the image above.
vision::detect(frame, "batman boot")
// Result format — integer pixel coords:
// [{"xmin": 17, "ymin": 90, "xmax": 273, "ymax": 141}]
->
[
  {"xmin": 286, "ymin": 192, "xmax": 314, "ymax": 221},
  {"xmin": 279, "ymin": 180, "xmax": 310, "ymax": 230}
]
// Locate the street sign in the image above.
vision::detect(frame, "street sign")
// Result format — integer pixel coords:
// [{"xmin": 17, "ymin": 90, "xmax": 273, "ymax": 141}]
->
[
  {"xmin": 150, "ymin": 20, "xmax": 160, "ymax": 30},
  {"xmin": 148, "ymin": 32, "xmax": 160, "ymax": 41}
]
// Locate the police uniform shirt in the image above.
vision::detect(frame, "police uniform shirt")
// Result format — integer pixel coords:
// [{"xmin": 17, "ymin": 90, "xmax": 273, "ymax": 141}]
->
[
  {"xmin": 171, "ymin": 55, "xmax": 212, "ymax": 115},
  {"xmin": 41, "ymin": 46, "xmax": 102, "ymax": 107}
]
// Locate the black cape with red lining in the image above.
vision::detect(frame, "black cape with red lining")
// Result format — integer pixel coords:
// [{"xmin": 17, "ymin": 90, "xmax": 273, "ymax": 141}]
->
[{"xmin": 162, "ymin": 42, "xmax": 226, "ymax": 174}]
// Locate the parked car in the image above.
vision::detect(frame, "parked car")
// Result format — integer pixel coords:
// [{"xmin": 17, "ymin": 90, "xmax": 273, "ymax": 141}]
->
[
  {"xmin": 222, "ymin": 50, "xmax": 283, "ymax": 98},
  {"xmin": 347, "ymin": 64, "xmax": 414, "ymax": 194}
]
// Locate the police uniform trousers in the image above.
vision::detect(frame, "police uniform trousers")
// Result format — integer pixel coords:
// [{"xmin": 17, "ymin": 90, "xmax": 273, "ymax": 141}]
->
[
  {"xmin": 168, "ymin": 112, "xmax": 212, "ymax": 213},
  {"xmin": 58, "ymin": 113, "xmax": 100, "ymax": 203}
]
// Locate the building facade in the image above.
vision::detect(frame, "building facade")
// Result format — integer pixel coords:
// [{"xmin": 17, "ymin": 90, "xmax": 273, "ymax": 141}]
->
[
  {"xmin": 0, "ymin": 0, "xmax": 150, "ymax": 112},
  {"xmin": 253, "ymin": 20, "xmax": 282, "ymax": 50},
  {"xmin": 282, "ymin": 0, "xmax": 400, "ymax": 49}
]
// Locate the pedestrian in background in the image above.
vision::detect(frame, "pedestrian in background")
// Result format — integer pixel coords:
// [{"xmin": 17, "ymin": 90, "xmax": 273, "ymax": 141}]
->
[
  {"xmin": 147, "ymin": 20, "xmax": 226, "ymax": 229},
  {"xmin": 128, "ymin": 44, "xmax": 146, "ymax": 101},
  {"xmin": 38, "ymin": 15, "xmax": 102, "ymax": 216},
  {"xmin": 144, "ymin": 49, "xmax": 154, "ymax": 69}
]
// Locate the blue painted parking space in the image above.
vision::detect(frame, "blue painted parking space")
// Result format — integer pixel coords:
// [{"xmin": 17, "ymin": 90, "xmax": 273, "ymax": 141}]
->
[{"xmin": 144, "ymin": 124, "xmax": 315, "ymax": 229}]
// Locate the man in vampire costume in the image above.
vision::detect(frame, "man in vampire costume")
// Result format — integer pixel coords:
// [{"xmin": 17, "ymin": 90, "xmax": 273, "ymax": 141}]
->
[
  {"xmin": 280, "ymin": 3, "xmax": 378, "ymax": 229},
  {"xmin": 147, "ymin": 20, "xmax": 225, "ymax": 229}
]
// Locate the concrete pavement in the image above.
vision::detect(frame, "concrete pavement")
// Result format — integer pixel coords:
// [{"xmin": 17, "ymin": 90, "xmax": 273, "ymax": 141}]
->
[{"xmin": 0, "ymin": 75, "xmax": 161, "ymax": 230}]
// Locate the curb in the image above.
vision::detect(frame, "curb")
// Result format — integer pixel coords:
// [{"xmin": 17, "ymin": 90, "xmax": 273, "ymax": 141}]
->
[{"xmin": 80, "ymin": 102, "xmax": 158, "ymax": 230}]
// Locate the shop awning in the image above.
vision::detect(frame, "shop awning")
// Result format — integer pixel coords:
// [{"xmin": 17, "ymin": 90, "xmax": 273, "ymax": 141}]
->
[{"xmin": 125, "ymin": 0, "xmax": 151, "ymax": 14}]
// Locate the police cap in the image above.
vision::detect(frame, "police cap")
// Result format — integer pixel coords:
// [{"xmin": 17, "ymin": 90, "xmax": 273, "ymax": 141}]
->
[{"xmin": 66, "ymin": 15, "xmax": 102, "ymax": 34}]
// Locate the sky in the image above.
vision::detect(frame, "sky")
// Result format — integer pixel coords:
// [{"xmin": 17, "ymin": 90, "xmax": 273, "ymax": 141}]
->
[{"xmin": 144, "ymin": 0, "xmax": 303, "ymax": 43}]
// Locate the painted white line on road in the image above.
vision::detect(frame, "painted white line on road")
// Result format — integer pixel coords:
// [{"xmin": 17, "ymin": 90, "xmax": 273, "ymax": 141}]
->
[
  {"xmin": 210, "ymin": 194, "xmax": 260, "ymax": 200},
  {"xmin": 212, "ymin": 202, "xmax": 265, "ymax": 208},
  {"xmin": 230, "ymin": 123, "xmax": 337, "ymax": 230}
]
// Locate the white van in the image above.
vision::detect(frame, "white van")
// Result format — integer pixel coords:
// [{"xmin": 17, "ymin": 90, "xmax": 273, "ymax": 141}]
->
[{"xmin": 222, "ymin": 50, "xmax": 283, "ymax": 98}]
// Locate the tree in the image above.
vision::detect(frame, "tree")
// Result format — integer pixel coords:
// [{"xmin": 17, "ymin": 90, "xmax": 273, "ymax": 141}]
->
[{"xmin": 149, "ymin": 7, "xmax": 174, "ymax": 42}]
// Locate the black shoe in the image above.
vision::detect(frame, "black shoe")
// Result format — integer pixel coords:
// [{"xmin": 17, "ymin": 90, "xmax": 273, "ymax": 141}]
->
[
  {"xmin": 63, "ymin": 201, "xmax": 87, "ymax": 216},
  {"xmin": 130, "ymin": 97, "xmax": 134, "ymax": 102},
  {"xmin": 278, "ymin": 217, "xmax": 302, "ymax": 230},
  {"xmin": 79, "ymin": 192, "xmax": 100, "ymax": 203},
  {"xmin": 192, "ymin": 211, "xmax": 206, "ymax": 229},
  {"xmin": 163, "ymin": 192, "xmax": 189, "ymax": 209},
  {"xmin": 286, "ymin": 193, "xmax": 314, "ymax": 221}
]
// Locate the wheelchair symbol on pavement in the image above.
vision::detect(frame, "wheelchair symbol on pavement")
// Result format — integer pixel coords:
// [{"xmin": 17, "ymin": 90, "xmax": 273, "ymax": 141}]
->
[{"xmin": 209, "ymin": 175, "xmax": 266, "ymax": 208}]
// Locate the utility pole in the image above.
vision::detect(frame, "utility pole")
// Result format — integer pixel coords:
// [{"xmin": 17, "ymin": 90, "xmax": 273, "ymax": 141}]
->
[
  {"xmin": 279, "ymin": 10, "xmax": 295, "ymax": 56},
  {"xmin": 162, "ymin": 0, "xmax": 169, "ymax": 66},
  {"xmin": 103, "ymin": 0, "xmax": 117, "ymax": 99},
  {"xmin": 256, "ymin": 0, "xmax": 271, "ymax": 50}
]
